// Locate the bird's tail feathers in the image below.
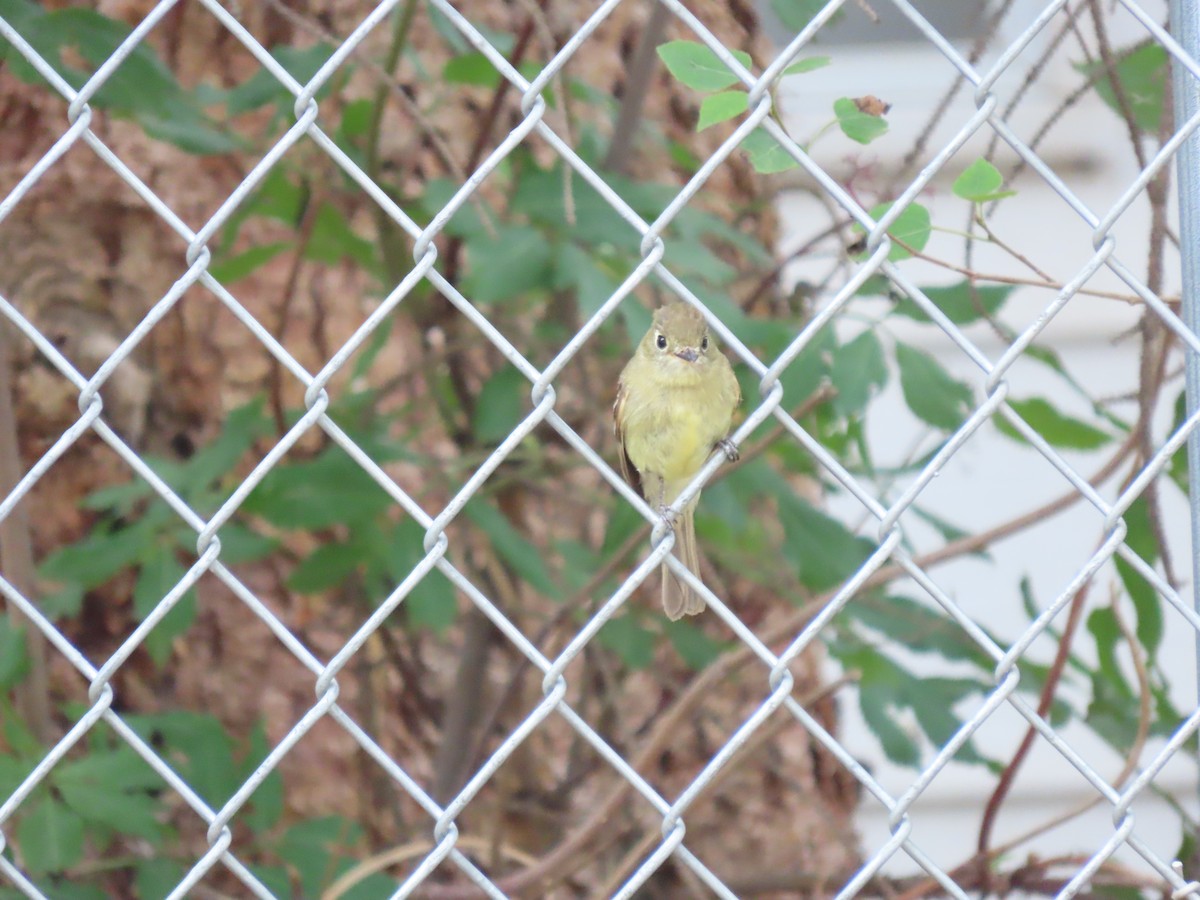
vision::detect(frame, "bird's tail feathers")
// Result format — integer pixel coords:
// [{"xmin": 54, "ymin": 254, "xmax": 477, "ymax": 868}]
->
[{"xmin": 661, "ymin": 499, "xmax": 704, "ymax": 620}]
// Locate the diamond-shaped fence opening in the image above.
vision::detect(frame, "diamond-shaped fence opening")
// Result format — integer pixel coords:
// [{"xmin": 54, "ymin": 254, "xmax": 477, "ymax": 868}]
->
[{"xmin": 1, "ymin": 0, "xmax": 1200, "ymax": 896}]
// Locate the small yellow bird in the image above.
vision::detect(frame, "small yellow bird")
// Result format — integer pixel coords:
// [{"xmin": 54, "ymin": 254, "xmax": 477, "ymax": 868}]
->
[{"xmin": 613, "ymin": 302, "xmax": 741, "ymax": 619}]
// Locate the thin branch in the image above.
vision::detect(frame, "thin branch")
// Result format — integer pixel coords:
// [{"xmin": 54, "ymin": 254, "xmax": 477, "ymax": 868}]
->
[
  {"xmin": 983, "ymin": 586, "xmax": 1152, "ymax": 861},
  {"xmin": 975, "ymin": 560, "xmax": 1093, "ymax": 865},
  {"xmin": 267, "ymin": 185, "xmax": 322, "ymax": 436},
  {"xmin": 602, "ymin": 2, "xmax": 669, "ymax": 174}
]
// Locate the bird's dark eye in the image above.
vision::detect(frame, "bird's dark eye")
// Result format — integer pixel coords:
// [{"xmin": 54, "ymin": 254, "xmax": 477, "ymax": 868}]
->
[
  {"xmin": 701, "ymin": 335, "xmax": 709, "ymax": 351},
  {"xmin": 655, "ymin": 333, "xmax": 667, "ymax": 350}
]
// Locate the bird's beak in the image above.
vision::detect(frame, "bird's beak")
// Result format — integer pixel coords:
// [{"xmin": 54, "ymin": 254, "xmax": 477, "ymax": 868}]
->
[{"xmin": 674, "ymin": 347, "xmax": 698, "ymax": 363}]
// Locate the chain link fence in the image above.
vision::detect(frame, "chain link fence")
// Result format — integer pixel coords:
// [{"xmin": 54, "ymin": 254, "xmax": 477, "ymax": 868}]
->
[{"xmin": 0, "ymin": 0, "xmax": 1199, "ymax": 896}]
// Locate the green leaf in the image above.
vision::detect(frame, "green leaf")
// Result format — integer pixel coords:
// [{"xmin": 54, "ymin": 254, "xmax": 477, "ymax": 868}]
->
[
  {"xmin": 225, "ymin": 43, "xmax": 336, "ymax": 116},
  {"xmin": 463, "ymin": 226, "xmax": 554, "ymax": 304},
  {"xmin": 1075, "ymin": 44, "xmax": 1168, "ymax": 133},
  {"xmin": 239, "ymin": 723, "xmax": 284, "ymax": 833},
  {"xmin": 401, "ymin": 581, "xmax": 459, "ymax": 634},
  {"xmin": 305, "ymin": 203, "xmax": 377, "ymax": 271},
  {"xmin": 858, "ymin": 679, "xmax": 919, "ymax": 767},
  {"xmin": 127, "ymin": 712, "xmax": 239, "ymax": 806},
  {"xmin": 1088, "ymin": 606, "xmax": 1133, "ymax": 696},
  {"xmin": 770, "ymin": 0, "xmax": 827, "ymax": 31},
  {"xmin": 465, "ymin": 502, "xmax": 557, "ymax": 596},
  {"xmin": 854, "ymin": 201, "xmax": 931, "ymax": 261},
  {"xmin": 668, "ymin": 139, "xmax": 702, "ymax": 172},
  {"xmin": 333, "ymin": 870, "xmax": 397, "ymax": 899},
  {"xmin": 1, "ymin": 698, "xmax": 40, "ymax": 759},
  {"xmin": 657, "ymin": 40, "xmax": 752, "ymax": 92},
  {"xmin": 1177, "ymin": 827, "xmax": 1199, "ymax": 880},
  {"xmin": 665, "ymin": 619, "xmax": 727, "ymax": 669},
  {"xmin": 55, "ymin": 746, "xmax": 162, "ymax": 793},
  {"xmin": 674, "ymin": 207, "xmax": 773, "ymax": 265},
  {"xmin": 0, "ymin": 0, "xmax": 40, "ymax": 56},
  {"xmin": 40, "ymin": 521, "xmax": 154, "ymax": 589},
  {"xmin": 135, "ymin": 859, "xmax": 186, "ymax": 899},
  {"xmin": 279, "ymin": 817, "xmax": 361, "ymax": 899},
  {"xmin": 430, "ymin": 10, "xmax": 513, "ymax": 54},
  {"xmin": 17, "ymin": 799, "xmax": 85, "ymax": 874},
  {"xmin": 702, "ymin": 477, "xmax": 751, "ymax": 538},
  {"xmin": 348, "ymin": 318, "xmax": 394, "ymax": 383},
  {"xmin": 952, "ymin": 158, "xmax": 1015, "ymax": 202},
  {"xmin": 996, "ymin": 397, "xmax": 1113, "ymax": 450},
  {"xmin": 907, "ymin": 676, "xmax": 991, "ymax": 765},
  {"xmin": 178, "ymin": 398, "xmax": 268, "ymax": 502},
  {"xmin": 81, "ymin": 478, "xmax": 154, "ymax": 514},
  {"xmin": 472, "ymin": 367, "xmax": 527, "ymax": 444},
  {"xmin": 599, "ymin": 500, "xmax": 644, "ymax": 559},
  {"xmin": 892, "ymin": 281, "xmax": 1013, "ymax": 325},
  {"xmin": 387, "ymin": 519, "xmax": 458, "ymax": 633},
  {"xmin": 596, "ymin": 614, "xmax": 656, "ymax": 669},
  {"xmin": 0, "ymin": 619, "xmax": 28, "ymax": 687},
  {"xmin": 697, "ymin": 90, "xmax": 748, "ymax": 130},
  {"xmin": 664, "ymin": 238, "xmax": 737, "ymax": 285},
  {"xmin": 338, "ymin": 98, "xmax": 374, "ymax": 142},
  {"xmin": 777, "ymin": 325, "xmax": 834, "ymax": 408},
  {"xmin": 132, "ymin": 549, "xmax": 186, "ymax": 619},
  {"xmin": 554, "ymin": 244, "xmax": 620, "ymax": 317},
  {"xmin": 443, "ymin": 51, "xmax": 501, "ymax": 88},
  {"xmin": 511, "ymin": 165, "xmax": 638, "ymax": 247},
  {"xmin": 288, "ymin": 540, "xmax": 363, "ymax": 592},
  {"xmin": 778, "ymin": 494, "xmax": 874, "ymax": 591},
  {"xmin": 39, "ymin": 583, "xmax": 85, "ymax": 619},
  {"xmin": 1116, "ymin": 496, "xmax": 1163, "ymax": 656},
  {"xmin": 781, "ymin": 56, "xmax": 831, "ymax": 76},
  {"xmin": 43, "ymin": 886, "xmax": 108, "ymax": 900},
  {"xmin": 853, "ymin": 595, "xmax": 991, "ymax": 667},
  {"xmin": 908, "ymin": 506, "xmax": 983, "ymax": 555},
  {"xmin": 215, "ymin": 523, "xmax": 278, "ymax": 564},
  {"xmin": 1085, "ymin": 607, "xmax": 1138, "ymax": 748},
  {"xmin": 250, "ymin": 866, "xmax": 292, "ymax": 897},
  {"xmin": 834, "ymin": 96, "xmax": 888, "ymax": 144},
  {"xmin": 834, "ymin": 640, "xmax": 990, "ymax": 768},
  {"xmin": 741, "ymin": 128, "xmax": 798, "ymax": 173},
  {"xmin": 0, "ymin": 754, "xmax": 32, "ymax": 807},
  {"xmin": 137, "ymin": 110, "xmax": 239, "ymax": 155},
  {"xmin": 240, "ymin": 168, "xmax": 307, "ymax": 228},
  {"xmin": 133, "ymin": 551, "xmax": 197, "ymax": 666},
  {"xmin": 894, "ymin": 342, "xmax": 973, "ymax": 430},
  {"xmin": 208, "ymin": 242, "xmax": 291, "ymax": 284},
  {"xmin": 830, "ymin": 330, "xmax": 887, "ymax": 416},
  {"xmin": 14, "ymin": 9, "xmax": 178, "ymax": 116},
  {"xmin": 57, "ymin": 780, "xmax": 164, "ymax": 842},
  {"xmin": 243, "ymin": 449, "xmax": 391, "ymax": 529}
]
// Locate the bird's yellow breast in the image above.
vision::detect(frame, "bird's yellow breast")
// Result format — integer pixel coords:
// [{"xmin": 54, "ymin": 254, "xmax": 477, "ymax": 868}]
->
[{"xmin": 622, "ymin": 382, "xmax": 720, "ymax": 483}]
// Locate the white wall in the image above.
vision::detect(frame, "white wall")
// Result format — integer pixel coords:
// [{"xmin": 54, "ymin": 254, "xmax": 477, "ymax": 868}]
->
[{"xmin": 768, "ymin": 0, "xmax": 1197, "ymax": 881}]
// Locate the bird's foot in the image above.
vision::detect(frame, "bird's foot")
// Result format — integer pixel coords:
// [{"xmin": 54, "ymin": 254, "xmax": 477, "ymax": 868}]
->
[{"xmin": 715, "ymin": 437, "xmax": 740, "ymax": 462}]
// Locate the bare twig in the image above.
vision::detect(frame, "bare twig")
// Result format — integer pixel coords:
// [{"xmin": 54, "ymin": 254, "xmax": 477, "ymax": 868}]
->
[{"xmin": 602, "ymin": 2, "xmax": 669, "ymax": 174}]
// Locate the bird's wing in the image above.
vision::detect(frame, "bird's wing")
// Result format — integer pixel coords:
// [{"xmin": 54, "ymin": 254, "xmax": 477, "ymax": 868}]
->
[
  {"xmin": 612, "ymin": 378, "xmax": 642, "ymax": 495},
  {"xmin": 719, "ymin": 356, "xmax": 741, "ymax": 434}
]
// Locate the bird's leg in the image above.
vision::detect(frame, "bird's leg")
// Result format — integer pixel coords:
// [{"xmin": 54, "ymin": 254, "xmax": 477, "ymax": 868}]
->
[
  {"xmin": 715, "ymin": 437, "xmax": 740, "ymax": 462},
  {"xmin": 649, "ymin": 473, "xmax": 675, "ymax": 523}
]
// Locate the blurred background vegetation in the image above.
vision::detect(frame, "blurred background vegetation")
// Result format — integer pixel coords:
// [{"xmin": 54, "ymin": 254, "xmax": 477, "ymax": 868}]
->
[{"xmin": 0, "ymin": 0, "xmax": 1194, "ymax": 896}]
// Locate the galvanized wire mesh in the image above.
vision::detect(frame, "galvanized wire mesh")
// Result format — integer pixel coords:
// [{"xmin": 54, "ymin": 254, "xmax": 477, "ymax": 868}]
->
[{"xmin": 0, "ymin": 0, "xmax": 1199, "ymax": 896}]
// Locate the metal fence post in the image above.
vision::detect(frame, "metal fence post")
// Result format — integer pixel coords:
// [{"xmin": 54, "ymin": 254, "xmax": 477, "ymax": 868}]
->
[{"xmin": 1171, "ymin": 0, "xmax": 1200, "ymax": 733}]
